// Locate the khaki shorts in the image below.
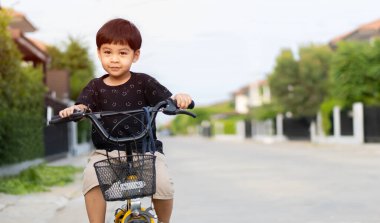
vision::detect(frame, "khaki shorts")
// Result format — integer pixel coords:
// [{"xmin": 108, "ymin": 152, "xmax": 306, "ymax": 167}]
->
[{"xmin": 83, "ymin": 150, "xmax": 174, "ymax": 200}]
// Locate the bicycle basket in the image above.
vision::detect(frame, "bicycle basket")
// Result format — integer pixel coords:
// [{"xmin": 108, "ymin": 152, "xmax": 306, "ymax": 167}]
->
[{"xmin": 94, "ymin": 154, "xmax": 156, "ymax": 201}]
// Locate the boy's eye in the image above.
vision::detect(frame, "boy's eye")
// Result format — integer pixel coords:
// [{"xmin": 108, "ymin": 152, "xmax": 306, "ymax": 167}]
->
[
  {"xmin": 103, "ymin": 50, "xmax": 111, "ymax": 54},
  {"xmin": 120, "ymin": 51, "xmax": 128, "ymax": 55}
]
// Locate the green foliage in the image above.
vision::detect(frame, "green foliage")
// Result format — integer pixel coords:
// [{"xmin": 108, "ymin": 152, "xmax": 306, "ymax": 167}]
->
[
  {"xmin": 330, "ymin": 41, "xmax": 371, "ymax": 105},
  {"xmin": 218, "ymin": 119, "xmax": 237, "ymax": 135},
  {"xmin": 250, "ymin": 103, "xmax": 283, "ymax": 120},
  {"xmin": 268, "ymin": 45, "xmax": 333, "ymax": 117},
  {"xmin": 170, "ymin": 101, "xmax": 234, "ymax": 135},
  {"xmin": 170, "ymin": 107, "xmax": 209, "ymax": 135},
  {"xmin": 268, "ymin": 49, "xmax": 298, "ymax": 115},
  {"xmin": 0, "ymin": 164, "xmax": 82, "ymax": 194},
  {"xmin": 298, "ymin": 45, "xmax": 333, "ymax": 114},
  {"xmin": 78, "ymin": 120, "xmax": 91, "ymax": 143},
  {"xmin": 319, "ymin": 40, "xmax": 380, "ymax": 133},
  {"xmin": 319, "ymin": 98, "xmax": 345, "ymax": 135},
  {"xmin": 0, "ymin": 109, "xmax": 45, "ymax": 165},
  {"xmin": 330, "ymin": 40, "xmax": 380, "ymax": 106},
  {"xmin": 46, "ymin": 44, "xmax": 65, "ymax": 68},
  {"xmin": 0, "ymin": 10, "xmax": 22, "ymax": 110},
  {"xmin": 0, "ymin": 10, "xmax": 46, "ymax": 166}
]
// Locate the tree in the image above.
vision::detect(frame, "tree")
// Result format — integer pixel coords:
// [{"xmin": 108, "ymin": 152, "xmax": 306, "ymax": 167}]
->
[
  {"xmin": 330, "ymin": 40, "xmax": 380, "ymax": 106},
  {"xmin": 47, "ymin": 37, "xmax": 95, "ymax": 100},
  {"xmin": 297, "ymin": 45, "xmax": 333, "ymax": 116},
  {"xmin": 267, "ymin": 49, "xmax": 299, "ymax": 115},
  {"xmin": 268, "ymin": 45, "xmax": 332, "ymax": 117}
]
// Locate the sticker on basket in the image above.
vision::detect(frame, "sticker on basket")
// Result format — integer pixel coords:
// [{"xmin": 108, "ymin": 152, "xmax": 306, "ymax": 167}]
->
[{"xmin": 120, "ymin": 181, "xmax": 146, "ymax": 190}]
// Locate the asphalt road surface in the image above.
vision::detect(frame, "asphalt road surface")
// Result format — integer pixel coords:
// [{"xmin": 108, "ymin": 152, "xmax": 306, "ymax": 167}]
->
[{"xmin": 164, "ymin": 137, "xmax": 380, "ymax": 223}]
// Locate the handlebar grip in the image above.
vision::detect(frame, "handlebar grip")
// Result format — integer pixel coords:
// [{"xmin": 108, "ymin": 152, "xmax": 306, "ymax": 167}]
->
[
  {"xmin": 188, "ymin": 100, "xmax": 195, "ymax": 109},
  {"xmin": 49, "ymin": 111, "xmax": 85, "ymax": 125},
  {"xmin": 172, "ymin": 99, "xmax": 195, "ymax": 109},
  {"xmin": 49, "ymin": 115, "xmax": 70, "ymax": 125}
]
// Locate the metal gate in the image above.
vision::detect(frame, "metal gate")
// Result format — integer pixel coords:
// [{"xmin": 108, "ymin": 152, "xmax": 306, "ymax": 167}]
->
[
  {"xmin": 44, "ymin": 95, "xmax": 70, "ymax": 158},
  {"xmin": 44, "ymin": 123, "xmax": 69, "ymax": 157},
  {"xmin": 244, "ymin": 120, "xmax": 252, "ymax": 138},
  {"xmin": 283, "ymin": 117, "xmax": 311, "ymax": 140},
  {"xmin": 340, "ymin": 109, "xmax": 353, "ymax": 136},
  {"xmin": 364, "ymin": 106, "xmax": 380, "ymax": 142}
]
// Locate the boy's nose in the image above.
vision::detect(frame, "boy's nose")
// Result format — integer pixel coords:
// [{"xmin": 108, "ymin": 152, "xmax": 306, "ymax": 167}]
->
[{"xmin": 110, "ymin": 55, "xmax": 119, "ymax": 62}]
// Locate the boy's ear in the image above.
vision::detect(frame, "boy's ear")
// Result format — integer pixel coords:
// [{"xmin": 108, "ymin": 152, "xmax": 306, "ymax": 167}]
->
[{"xmin": 133, "ymin": 50, "xmax": 140, "ymax": 63}]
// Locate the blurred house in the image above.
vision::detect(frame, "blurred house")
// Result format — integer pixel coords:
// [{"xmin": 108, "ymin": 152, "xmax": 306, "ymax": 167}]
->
[
  {"xmin": 232, "ymin": 80, "xmax": 271, "ymax": 114},
  {"xmin": 329, "ymin": 18, "xmax": 380, "ymax": 48}
]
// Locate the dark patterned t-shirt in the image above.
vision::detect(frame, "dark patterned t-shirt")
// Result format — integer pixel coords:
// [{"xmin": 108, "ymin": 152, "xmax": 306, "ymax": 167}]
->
[{"xmin": 76, "ymin": 72, "xmax": 172, "ymax": 151}]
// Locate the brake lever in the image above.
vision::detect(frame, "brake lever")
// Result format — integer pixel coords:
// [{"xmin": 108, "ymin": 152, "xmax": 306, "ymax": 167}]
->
[
  {"xmin": 177, "ymin": 110, "xmax": 197, "ymax": 118},
  {"xmin": 162, "ymin": 101, "xmax": 178, "ymax": 116}
]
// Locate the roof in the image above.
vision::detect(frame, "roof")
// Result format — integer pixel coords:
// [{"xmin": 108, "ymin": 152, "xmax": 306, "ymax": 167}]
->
[
  {"xmin": 5, "ymin": 8, "xmax": 37, "ymax": 32},
  {"xmin": 10, "ymin": 28, "xmax": 50, "ymax": 63},
  {"xmin": 329, "ymin": 18, "xmax": 380, "ymax": 47},
  {"xmin": 29, "ymin": 38, "xmax": 49, "ymax": 53},
  {"xmin": 5, "ymin": 8, "xmax": 49, "ymax": 64}
]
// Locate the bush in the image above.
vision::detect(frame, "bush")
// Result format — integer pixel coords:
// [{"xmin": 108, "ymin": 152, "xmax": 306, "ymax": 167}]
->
[
  {"xmin": 220, "ymin": 119, "xmax": 237, "ymax": 135},
  {"xmin": 320, "ymin": 99, "xmax": 345, "ymax": 135}
]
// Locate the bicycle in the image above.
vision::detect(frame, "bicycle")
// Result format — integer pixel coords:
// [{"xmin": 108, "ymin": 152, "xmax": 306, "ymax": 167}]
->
[{"xmin": 49, "ymin": 98, "xmax": 196, "ymax": 223}]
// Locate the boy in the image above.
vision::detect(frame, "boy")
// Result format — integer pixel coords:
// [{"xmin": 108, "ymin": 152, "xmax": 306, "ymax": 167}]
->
[{"xmin": 59, "ymin": 18, "xmax": 192, "ymax": 223}]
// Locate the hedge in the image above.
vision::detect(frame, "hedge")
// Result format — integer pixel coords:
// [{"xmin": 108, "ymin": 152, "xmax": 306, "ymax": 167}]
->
[{"xmin": 0, "ymin": 10, "xmax": 46, "ymax": 166}]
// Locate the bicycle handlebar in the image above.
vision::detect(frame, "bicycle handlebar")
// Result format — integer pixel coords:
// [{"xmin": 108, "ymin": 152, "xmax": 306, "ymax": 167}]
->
[{"xmin": 49, "ymin": 99, "xmax": 196, "ymax": 143}]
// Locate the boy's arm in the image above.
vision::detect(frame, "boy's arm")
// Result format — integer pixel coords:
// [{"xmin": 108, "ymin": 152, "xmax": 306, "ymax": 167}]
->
[
  {"xmin": 59, "ymin": 104, "xmax": 88, "ymax": 118},
  {"xmin": 172, "ymin": 93, "xmax": 193, "ymax": 109}
]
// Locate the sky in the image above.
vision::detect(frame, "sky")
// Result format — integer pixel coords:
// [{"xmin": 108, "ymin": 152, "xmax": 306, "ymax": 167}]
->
[{"xmin": 2, "ymin": 0, "xmax": 380, "ymax": 106}]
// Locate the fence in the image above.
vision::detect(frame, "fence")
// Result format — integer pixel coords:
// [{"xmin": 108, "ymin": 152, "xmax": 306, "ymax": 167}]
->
[
  {"xmin": 283, "ymin": 117, "xmax": 311, "ymax": 140},
  {"xmin": 311, "ymin": 103, "xmax": 364, "ymax": 144},
  {"xmin": 198, "ymin": 102, "xmax": 380, "ymax": 145},
  {"xmin": 363, "ymin": 106, "xmax": 380, "ymax": 142},
  {"xmin": 44, "ymin": 95, "xmax": 72, "ymax": 159}
]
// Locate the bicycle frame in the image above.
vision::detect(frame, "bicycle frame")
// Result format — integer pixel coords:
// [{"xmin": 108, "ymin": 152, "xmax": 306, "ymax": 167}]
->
[{"xmin": 50, "ymin": 99, "xmax": 195, "ymax": 223}]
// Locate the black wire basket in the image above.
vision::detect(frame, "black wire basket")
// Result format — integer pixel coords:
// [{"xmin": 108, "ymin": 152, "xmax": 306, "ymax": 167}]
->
[{"xmin": 94, "ymin": 154, "xmax": 156, "ymax": 201}]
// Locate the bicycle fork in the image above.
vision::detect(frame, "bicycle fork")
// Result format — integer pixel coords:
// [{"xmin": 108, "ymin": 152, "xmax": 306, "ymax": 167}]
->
[{"xmin": 114, "ymin": 198, "xmax": 157, "ymax": 223}]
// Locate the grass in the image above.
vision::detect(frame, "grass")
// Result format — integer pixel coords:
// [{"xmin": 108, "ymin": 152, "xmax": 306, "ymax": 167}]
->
[{"xmin": 0, "ymin": 164, "xmax": 82, "ymax": 194}]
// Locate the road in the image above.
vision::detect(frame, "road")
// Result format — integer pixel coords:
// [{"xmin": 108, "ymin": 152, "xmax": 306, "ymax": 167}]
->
[
  {"xmin": 165, "ymin": 137, "xmax": 380, "ymax": 223},
  {"xmin": 2, "ymin": 136, "xmax": 380, "ymax": 223}
]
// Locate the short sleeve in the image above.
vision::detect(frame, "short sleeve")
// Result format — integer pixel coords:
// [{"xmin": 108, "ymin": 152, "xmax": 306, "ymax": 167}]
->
[
  {"xmin": 75, "ymin": 79, "xmax": 97, "ymax": 111},
  {"xmin": 144, "ymin": 76, "xmax": 172, "ymax": 106}
]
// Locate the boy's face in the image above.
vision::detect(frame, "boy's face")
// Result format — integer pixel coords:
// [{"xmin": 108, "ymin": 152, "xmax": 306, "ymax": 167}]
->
[{"xmin": 97, "ymin": 43, "xmax": 140, "ymax": 78}]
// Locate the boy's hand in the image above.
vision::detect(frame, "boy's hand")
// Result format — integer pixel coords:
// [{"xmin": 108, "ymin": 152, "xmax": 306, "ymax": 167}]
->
[
  {"xmin": 59, "ymin": 104, "xmax": 87, "ymax": 118},
  {"xmin": 172, "ymin": 93, "xmax": 192, "ymax": 109}
]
